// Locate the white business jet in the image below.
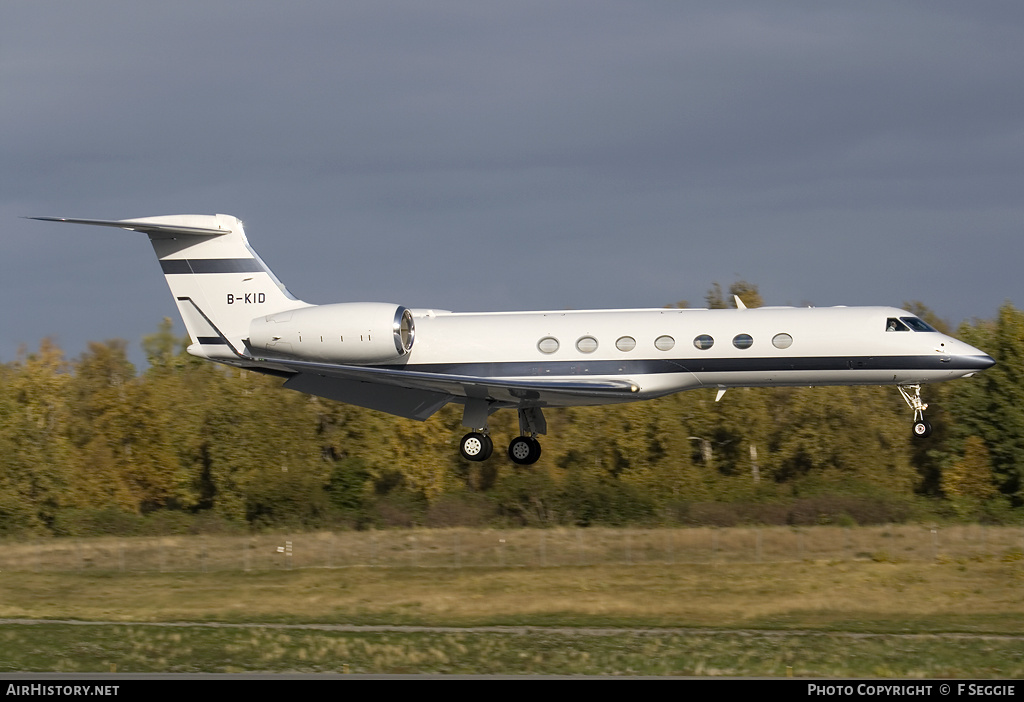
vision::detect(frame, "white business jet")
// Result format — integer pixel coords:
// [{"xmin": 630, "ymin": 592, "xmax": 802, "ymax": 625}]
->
[{"xmin": 29, "ymin": 214, "xmax": 994, "ymax": 464}]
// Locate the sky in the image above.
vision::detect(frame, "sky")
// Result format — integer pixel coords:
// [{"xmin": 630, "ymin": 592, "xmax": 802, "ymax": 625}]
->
[{"xmin": 2, "ymin": 1, "xmax": 1022, "ymax": 369}]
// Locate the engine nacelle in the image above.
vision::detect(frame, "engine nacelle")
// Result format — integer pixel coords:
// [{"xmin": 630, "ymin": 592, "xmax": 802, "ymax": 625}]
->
[{"xmin": 248, "ymin": 302, "xmax": 414, "ymax": 364}]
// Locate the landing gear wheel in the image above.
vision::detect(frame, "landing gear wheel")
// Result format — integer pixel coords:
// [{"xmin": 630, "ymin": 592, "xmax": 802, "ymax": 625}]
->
[
  {"xmin": 508, "ymin": 436, "xmax": 542, "ymax": 465},
  {"xmin": 460, "ymin": 432, "xmax": 493, "ymax": 461},
  {"xmin": 912, "ymin": 419, "xmax": 933, "ymax": 438}
]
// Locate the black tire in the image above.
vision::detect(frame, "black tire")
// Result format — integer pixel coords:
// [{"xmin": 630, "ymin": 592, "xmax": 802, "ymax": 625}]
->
[
  {"xmin": 508, "ymin": 436, "xmax": 542, "ymax": 465},
  {"xmin": 460, "ymin": 432, "xmax": 493, "ymax": 461},
  {"xmin": 912, "ymin": 419, "xmax": 932, "ymax": 438}
]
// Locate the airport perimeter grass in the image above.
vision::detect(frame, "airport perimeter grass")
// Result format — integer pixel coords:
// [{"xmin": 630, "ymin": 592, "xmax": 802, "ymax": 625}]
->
[
  {"xmin": 1, "ymin": 555, "xmax": 1022, "ymax": 676},
  {"xmin": 1, "ymin": 622, "xmax": 1022, "ymax": 677}
]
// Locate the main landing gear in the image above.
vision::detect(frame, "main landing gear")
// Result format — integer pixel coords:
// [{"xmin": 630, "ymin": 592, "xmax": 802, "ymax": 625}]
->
[
  {"xmin": 459, "ymin": 432, "xmax": 493, "ymax": 461},
  {"xmin": 898, "ymin": 384, "xmax": 932, "ymax": 438},
  {"xmin": 459, "ymin": 405, "xmax": 546, "ymax": 465},
  {"xmin": 458, "ymin": 432, "xmax": 543, "ymax": 464},
  {"xmin": 507, "ymin": 435, "xmax": 543, "ymax": 465}
]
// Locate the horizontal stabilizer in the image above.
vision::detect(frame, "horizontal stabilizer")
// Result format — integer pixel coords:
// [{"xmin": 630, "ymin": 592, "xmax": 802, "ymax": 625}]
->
[
  {"xmin": 25, "ymin": 216, "xmax": 230, "ymax": 237},
  {"xmin": 29, "ymin": 217, "xmax": 305, "ymax": 355}
]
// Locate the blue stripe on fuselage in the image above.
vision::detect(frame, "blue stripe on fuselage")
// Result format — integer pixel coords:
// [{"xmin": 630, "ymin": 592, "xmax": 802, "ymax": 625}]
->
[{"xmin": 372, "ymin": 355, "xmax": 991, "ymax": 377}]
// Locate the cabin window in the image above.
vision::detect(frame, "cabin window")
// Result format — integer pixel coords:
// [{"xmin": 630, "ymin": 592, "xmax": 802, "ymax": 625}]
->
[
  {"xmin": 615, "ymin": 336, "xmax": 636, "ymax": 352},
  {"xmin": 576, "ymin": 336, "xmax": 599, "ymax": 354},
  {"xmin": 655, "ymin": 335, "xmax": 675, "ymax": 351},
  {"xmin": 886, "ymin": 318, "xmax": 910, "ymax": 332},
  {"xmin": 538, "ymin": 337, "xmax": 559, "ymax": 354},
  {"xmin": 772, "ymin": 333, "xmax": 793, "ymax": 349},
  {"xmin": 693, "ymin": 334, "xmax": 714, "ymax": 350},
  {"xmin": 733, "ymin": 334, "xmax": 753, "ymax": 349}
]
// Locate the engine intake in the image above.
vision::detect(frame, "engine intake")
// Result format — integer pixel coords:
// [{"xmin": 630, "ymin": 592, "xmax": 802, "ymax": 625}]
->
[{"xmin": 248, "ymin": 302, "xmax": 414, "ymax": 364}]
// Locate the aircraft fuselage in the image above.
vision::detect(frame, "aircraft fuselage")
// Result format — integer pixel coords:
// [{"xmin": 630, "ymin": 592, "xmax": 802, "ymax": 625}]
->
[
  {"xmin": 30, "ymin": 213, "xmax": 994, "ymax": 463},
  {"xmin": 249, "ymin": 304, "xmax": 990, "ymax": 408}
]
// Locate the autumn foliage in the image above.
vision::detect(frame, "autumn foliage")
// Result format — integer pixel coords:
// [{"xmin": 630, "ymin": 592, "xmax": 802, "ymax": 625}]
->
[{"xmin": 2, "ymin": 297, "xmax": 1021, "ymax": 536}]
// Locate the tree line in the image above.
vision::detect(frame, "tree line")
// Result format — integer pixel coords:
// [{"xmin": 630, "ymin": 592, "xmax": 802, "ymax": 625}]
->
[{"xmin": 1, "ymin": 285, "xmax": 1021, "ymax": 536}]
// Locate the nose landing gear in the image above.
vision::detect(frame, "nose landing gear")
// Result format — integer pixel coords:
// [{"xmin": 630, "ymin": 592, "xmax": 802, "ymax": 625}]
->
[{"xmin": 898, "ymin": 384, "xmax": 932, "ymax": 438}]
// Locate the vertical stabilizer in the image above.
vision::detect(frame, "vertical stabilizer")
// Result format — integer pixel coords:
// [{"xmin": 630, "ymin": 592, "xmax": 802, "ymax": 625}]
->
[
  {"xmin": 28, "ymin": 214, "xmax": 311, "ymax": 360},
  {"xmin": 145, "ymin": 214, "xmax": 310, "ymax": 357}
]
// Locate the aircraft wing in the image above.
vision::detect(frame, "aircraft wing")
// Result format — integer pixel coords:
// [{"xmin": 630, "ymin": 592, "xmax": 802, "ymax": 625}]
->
[
  {"xmin": 255, "ymin": 354, "xmax": 640, "ymax": 398},
  {"xmin": 246, "ymin": 355, "xmax": 641, "ymax": 421}
]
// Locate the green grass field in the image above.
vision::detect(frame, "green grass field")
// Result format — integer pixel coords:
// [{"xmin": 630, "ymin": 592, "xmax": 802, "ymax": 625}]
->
[{"xmin": 0, "ymin": 528, "xmax": 1022, "ymax": 676}]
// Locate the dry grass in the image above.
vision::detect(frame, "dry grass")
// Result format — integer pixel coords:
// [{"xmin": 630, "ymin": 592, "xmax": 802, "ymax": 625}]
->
[
  {"xmin": 1, "ymin": 525, "xmax": 1021, "ymax": 572},
  {"xmin": 1, "ymin": 528, "xmax": 1021, "ymax": 675},
  {"xmin": 0, "ymin": 558, "xmax": 1021, "ymax": 633}
]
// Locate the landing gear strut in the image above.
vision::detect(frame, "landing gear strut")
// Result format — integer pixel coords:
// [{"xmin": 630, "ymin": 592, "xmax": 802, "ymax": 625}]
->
[
  {"xmin": 898, "ymin": 384, "xmax": 932, "ymax": 438},
  {"xmin": 458, "ymin": 403, "xmax": 546, "ymax": 463}
]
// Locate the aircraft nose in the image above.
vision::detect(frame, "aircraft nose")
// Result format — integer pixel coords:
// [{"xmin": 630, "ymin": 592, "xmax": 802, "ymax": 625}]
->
[
  {"xmin": 967, "ymin": 353, "xmax": 996, "ymax": 370},
  {"xmin": 943, "ymin": 338, "xmax": 995, "ymax": 371},
  {"xmin": 953, "ymin": 344, "xmax": 995, "ymax": 370}
]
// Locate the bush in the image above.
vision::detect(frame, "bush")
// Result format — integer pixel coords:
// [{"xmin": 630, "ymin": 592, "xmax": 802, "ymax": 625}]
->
[
  {"xmin": 51, "ymin": 508, "xmax": 144, "ymax": 536},
  {"xmin": 369, "ymin": 490, "xmax": 428, "ymax": 528},
  {"xmin": 424, "ymin": 492, "xmax": 492, "ymax": 527}
]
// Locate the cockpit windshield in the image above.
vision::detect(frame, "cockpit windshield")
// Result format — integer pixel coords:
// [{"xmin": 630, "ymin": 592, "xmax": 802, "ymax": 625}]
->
[
  {"xmin": 886, "ymin": 316, "xmax": 938, "ymax": 332},
  {"xmin": 901, "ymin": 317, "xmax": 937, "ymax": 332}
]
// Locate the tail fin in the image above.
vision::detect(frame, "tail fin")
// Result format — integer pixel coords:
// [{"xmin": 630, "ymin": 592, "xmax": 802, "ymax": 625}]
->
[{"xmin": 28, "ymin": 214, "xmax": 310, "ymax": 360}]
